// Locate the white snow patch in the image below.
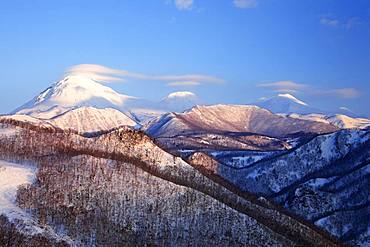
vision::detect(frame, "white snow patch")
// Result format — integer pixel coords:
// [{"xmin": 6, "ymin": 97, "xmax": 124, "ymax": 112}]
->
[
  {"xmin": 0, "ymin": 160, "xmax": 42, "ymax": 233},
  {"xmin": 0, "ymin": 126, "xmax": 19, "ymax": 136},
  {"xmin": 277, "ymin": 94, "xmax": 308, "ymax": 106},
  {"xmin": 0, "ymin": 160, "xmax": 76, "ymax": 243}
]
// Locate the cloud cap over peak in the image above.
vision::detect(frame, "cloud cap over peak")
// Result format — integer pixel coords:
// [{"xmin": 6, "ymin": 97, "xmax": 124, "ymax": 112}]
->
[{"xmin": 257, "ymin": 80, "xmax": 308, "ymax": 93}]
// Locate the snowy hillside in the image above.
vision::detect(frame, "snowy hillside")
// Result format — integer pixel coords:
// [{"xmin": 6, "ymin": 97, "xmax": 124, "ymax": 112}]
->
[
  {"xmin": 0, "ymin": 161, "xmax": 37, "ymax": 222},
  {"xmin": 191, "ymin": 129, "xmax": 370, "ymax": 246},
  {"xmin": 0, "ymin": 118, "xmax": 339, "ymax": 246}
]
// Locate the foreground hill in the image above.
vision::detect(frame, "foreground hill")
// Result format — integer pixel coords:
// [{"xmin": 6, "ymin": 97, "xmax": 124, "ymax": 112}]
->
[{"xmin": 0, "ymin": 119, "xmax": 339, "ymax": 246}]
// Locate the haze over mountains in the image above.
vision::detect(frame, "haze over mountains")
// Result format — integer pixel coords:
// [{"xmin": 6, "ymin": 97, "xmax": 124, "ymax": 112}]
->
[{"xmin": 0, "ymin": 69, "xmax": 369, "ymax": 246}]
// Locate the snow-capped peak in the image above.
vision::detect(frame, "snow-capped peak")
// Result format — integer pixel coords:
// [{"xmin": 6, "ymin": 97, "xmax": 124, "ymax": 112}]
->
[
  {"xmin": 277, "ymin": 93, "xmax": 308, "ymax": 106},
  {"xmin": 47, "ymin": 74, "xmax": 135, "ymax": 106},
  {"xmin": 254, "ymin": 93, "xmax": 318, "ymax": 115},
  {"xmin": 159, "ymin": 91, "xmax": 199, "ymax": 113},
  {"xmin": 13, "ymin": 74, "xmax": 136, "ymax": 119}
]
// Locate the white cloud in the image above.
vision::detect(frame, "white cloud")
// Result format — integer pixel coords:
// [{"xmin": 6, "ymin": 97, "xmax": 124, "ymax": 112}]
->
[
  {"xmin": 320, "ymin": 16, "xmax": 359, "ymax": 29},
  {"xmin": 66, "ymin": 64, "xmax": 126, "ymax": 83},
  {"xmin": 233, "ymin": 0, "xmax": 258, "ymax": 9},
  {"xmin": 174, "ymin": 0, "xmax": 193, "ymax": 10},
  {"xmin": 66, "ymin": 64, "xmax": 224, "ymax": 86},
  {"xmin": 257, "ymin": 80, "xmax": 360, "ymax": 99}
]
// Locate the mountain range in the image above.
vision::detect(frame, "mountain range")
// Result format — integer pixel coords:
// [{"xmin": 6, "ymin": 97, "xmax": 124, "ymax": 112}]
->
[
  {"xmin": 10, "ymin": 73, "xmax": 370, "ymax": 133},
  {"xmin": 0, "ymin": 72, "xmax": 369, "ymax": 246}
]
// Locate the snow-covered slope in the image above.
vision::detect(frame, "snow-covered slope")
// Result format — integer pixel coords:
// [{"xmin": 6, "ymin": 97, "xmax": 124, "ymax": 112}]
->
[
  {"xmin": 13, "ymin": 74, "xmax": 137, "ymax": 119},
  {"xmin": 255, "ymin": 94, "xmax": 321, "ymax": 115},
  {"xmin": 3, "ymin": 107, "xmax": 137, "ymax": 134},
  {"xmin": 48, "ymin": 107, "xmax": 137, "ymax": 133},
  {"xmin": 146, "ymin": 104, "xmax": 338, "ymax": 138},
  {"xmin": 0, "ymin": 161, "xmax": 37, "ymax": 224},
  {"xmin": 0, "ymin": 161, "xmax": 68, "ymax": 242}
]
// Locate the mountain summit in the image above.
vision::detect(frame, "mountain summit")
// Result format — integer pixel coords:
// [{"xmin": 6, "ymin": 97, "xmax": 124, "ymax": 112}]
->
[
  {"xmin": 13, "ymin": 74, "xmax": 136, "ymax": 119},
  {"xmin": 255, "ymin": 93, "xmax": 321, "ymax": 115},
  {"xmin": 159, "ymin": 91, "xmax": 200, "ymax": 112}
]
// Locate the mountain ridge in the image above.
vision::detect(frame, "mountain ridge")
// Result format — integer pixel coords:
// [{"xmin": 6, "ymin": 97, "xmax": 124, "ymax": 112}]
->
[{"xmin": 146, "ymin": 104, "xmax": 338, "ymax": 138}]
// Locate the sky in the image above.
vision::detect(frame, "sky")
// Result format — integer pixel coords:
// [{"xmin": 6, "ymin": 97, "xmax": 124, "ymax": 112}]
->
[{"xmin": 0, "ymin": 0, "xmax": 369, "ymax": 116}]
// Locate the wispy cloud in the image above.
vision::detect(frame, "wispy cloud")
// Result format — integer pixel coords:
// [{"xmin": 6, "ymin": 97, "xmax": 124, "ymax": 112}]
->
[
  {"xmin": 320, "ymin": 17, "xmax": 339, "ymax": 27},
  {"xmin": 233, "ymin": 0, "xmax": 258, "ymax": 9},
  {"xmin": 320, "ymin": 16, "xmax": 359, "ymax": 30},
  {"xmin": 174, "ymin": 0, "xmax": 193, "ymax": 10},
  {"xmin": 327, "ymin": 88, "xmax": 360, "ymax": 99},
  {"xmin": 66, "ymin": 64, "xmax": 224, "ymax": 87},
  {"xmin": 167, "ymin": 81, "xmax": 201, "ymax": 87},
  {"xmin": 257, "ymin": 80, "xmax": 360, "ymax": 99}
]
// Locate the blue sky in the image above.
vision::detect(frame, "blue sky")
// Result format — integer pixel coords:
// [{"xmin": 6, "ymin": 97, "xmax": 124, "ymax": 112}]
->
[{"xmin": 0, "ymin": 0, "xmax": 369, "ymax": 116}]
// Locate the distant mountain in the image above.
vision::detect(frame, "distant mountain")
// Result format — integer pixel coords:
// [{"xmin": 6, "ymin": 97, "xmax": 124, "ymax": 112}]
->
[
  {"xmin": 158, "ymin": 91, "xmax": 200, "ymax": 112},
  {"xmin": 286, "ymin": 113, "xmax": 370, "ymax": 129},
  {"xmin": 145, "ymin": 104, "xmax": 338, "ymax": 138},
  {"xmin": 127, "ymin": 91, "xmax": 199, "ymax": 124},
  {"xmin": 255, "ymin": 94, "xmax": 322, "ymax": 115}
]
